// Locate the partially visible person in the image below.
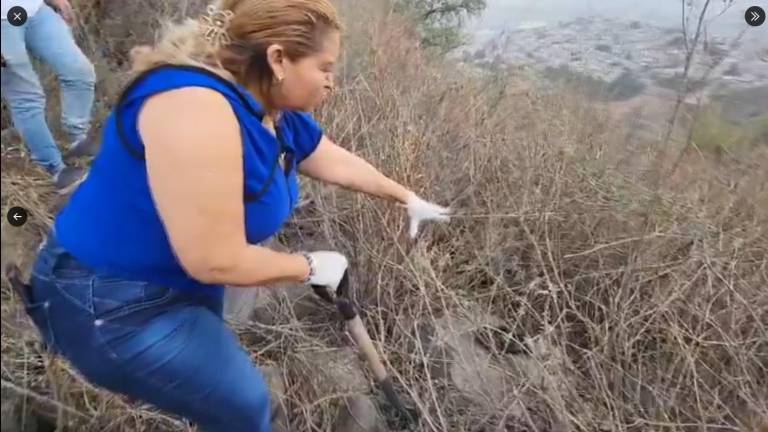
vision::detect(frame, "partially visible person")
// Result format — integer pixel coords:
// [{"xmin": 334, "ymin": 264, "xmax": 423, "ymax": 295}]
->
[{"xmin": 1, "ymin": 0, "xmax": 97, "ymax": 194}]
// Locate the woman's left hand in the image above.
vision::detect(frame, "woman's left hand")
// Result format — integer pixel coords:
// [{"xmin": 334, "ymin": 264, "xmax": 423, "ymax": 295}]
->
[
  {"xmin": 295, "ymin": 137, "xmax": 451, "ymax": 237},
  {"xmin": 403, "ymin": 192, "xmax": 451, "ymax": 239}
]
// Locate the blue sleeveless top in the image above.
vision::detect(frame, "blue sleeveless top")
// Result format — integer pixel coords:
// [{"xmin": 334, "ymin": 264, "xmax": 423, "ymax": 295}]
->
[{"xmin": 54, "ymin": 65, "xmax": 323, "ymax": 294}]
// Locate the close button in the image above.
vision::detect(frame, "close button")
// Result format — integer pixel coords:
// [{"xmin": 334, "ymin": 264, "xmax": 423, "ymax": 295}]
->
[{"xmin": 6, "ymin": 6, "xmax": 28, "ymax": 27}]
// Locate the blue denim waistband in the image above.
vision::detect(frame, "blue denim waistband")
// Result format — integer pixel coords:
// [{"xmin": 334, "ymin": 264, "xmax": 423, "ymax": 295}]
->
[{"xmin": 34, "ymin": 230, "xmax": 225, "ymax": 303}]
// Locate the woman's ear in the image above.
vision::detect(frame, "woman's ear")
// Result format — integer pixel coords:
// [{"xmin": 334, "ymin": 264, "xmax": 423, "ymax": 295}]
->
[{"xmin": 266, "ymin": 43, "xmax": 286, "ymax": 81}]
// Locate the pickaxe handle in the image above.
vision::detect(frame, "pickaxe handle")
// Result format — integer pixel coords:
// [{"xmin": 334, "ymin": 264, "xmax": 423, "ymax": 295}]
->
[{"xmin": 312, "ymin": 272, "xmax": 414, "ymax": 419}]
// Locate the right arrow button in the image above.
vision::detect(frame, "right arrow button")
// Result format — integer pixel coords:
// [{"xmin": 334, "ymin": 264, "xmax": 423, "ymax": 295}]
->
[{"xmin": 746, "ymin": 6, "xmax": 765, "ymax": 26}]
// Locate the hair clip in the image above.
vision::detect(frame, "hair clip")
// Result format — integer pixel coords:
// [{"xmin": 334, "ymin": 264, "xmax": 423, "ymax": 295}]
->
[{"xmin": 200, "ymin": 4, "xmax": 234, "ymax": 48}]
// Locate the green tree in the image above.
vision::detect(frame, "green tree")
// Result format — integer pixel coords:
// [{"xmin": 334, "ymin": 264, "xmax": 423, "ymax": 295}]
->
[{"xmin": 395, "ymin": 0, "xmax": 487, "ymax": 53}]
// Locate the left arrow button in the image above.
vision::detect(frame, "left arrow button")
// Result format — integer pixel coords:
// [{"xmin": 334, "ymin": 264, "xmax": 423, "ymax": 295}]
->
[{"xmin": 7, "ymin": 207, "xmax": 29, "ymax": 227}]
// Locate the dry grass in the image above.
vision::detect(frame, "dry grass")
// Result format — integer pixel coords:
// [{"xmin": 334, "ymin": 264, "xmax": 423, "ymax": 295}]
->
[{"xmin": 2, "ymin": 1, "xmax": 767, "ymax": 431}]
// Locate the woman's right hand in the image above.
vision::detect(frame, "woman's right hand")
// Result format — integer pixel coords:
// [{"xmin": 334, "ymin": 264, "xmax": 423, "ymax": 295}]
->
[{"xmin": 303, "ymin": 251, "xmax": 348, "ymax": 290}]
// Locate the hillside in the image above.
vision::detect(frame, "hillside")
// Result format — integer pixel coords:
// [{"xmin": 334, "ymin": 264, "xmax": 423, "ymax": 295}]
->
[{"xmin": 2, "ymin": 1, "xmax": 767, "ymax": 431}]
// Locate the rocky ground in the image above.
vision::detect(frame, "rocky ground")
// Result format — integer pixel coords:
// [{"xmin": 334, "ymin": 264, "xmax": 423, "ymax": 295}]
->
[{"xmin": 225, "ymin": 284, "xmax": 573, "ymax": 432}]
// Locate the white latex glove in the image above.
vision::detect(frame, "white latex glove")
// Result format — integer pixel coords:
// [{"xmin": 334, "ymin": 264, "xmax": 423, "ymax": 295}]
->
[
  {"xmin": 303, "ymin": 251, "xmax": 349, "ymax": 290},
  {"xmin": 405, "ymin": 192, "xmax": 451, "ymax": 239}
]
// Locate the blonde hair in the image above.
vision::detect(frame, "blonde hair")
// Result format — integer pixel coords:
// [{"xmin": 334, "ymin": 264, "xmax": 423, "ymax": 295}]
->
[{"xmin": 132, "ymin": 0, "xmax": 341, "ymax": 109}]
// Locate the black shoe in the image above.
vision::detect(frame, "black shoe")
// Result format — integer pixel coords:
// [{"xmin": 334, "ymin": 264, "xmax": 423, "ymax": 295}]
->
[
  {"xmin": 67, "ymin": 134, "xmax": 100, "ymax": 158},
  {"xmin": 53, "ymin": 166, "xmax": 87, "ymax": 195}
]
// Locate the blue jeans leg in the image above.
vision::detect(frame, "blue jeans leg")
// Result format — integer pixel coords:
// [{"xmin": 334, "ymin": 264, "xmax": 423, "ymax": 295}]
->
[
  {"xmin": 28, "ymin": 237, "xmax": 272, "ymax": 432},
  {"xmin": 91, "ymin": 302, "xmax": 273, "ymax": 432},
  {"xmin": 24, "ymin": 5, "xmax": 95, "ymax": 145},
  {"xmin": 1, "ymin": 17, "xmax": 64, "ymax": 174}
]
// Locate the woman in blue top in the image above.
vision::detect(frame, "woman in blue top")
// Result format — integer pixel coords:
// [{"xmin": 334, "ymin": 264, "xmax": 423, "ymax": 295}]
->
[{"xmin": 22, "ymin": 0, "xmax": 450, "ymax": 430}]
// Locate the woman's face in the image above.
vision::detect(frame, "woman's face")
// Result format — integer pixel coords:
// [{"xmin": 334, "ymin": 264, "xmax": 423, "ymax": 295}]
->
[{"xmin": 272, "ymin": 31, "xmax": 340, "ymax": 112}]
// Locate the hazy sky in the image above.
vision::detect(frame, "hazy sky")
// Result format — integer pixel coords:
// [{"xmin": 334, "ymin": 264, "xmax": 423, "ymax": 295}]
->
[{"xmin": 471, "ymin": 0, "xmax": 768, "ymax": 41}]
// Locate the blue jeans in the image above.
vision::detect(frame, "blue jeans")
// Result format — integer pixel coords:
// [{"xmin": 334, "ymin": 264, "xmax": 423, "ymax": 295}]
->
[
  {"xmin": 1, "ymin": 4, "xmax": 95, "ymax": 175},
  {"xmin": 26, "ymin": 233, "xmax": 272, "ymax": 431}
]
